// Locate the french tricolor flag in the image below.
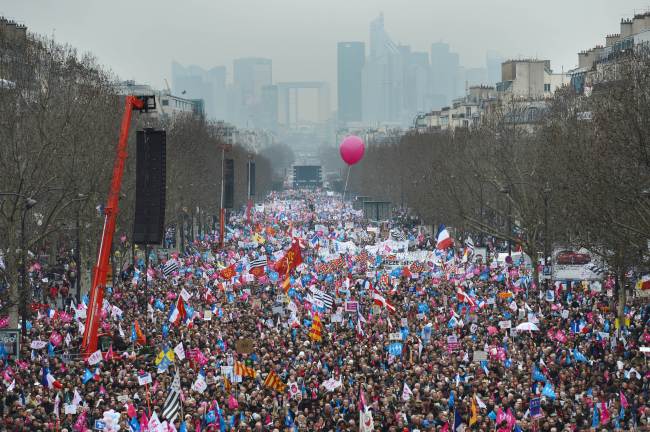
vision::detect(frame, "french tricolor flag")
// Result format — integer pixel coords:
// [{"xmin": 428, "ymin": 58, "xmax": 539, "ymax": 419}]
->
[
  {"xmin": 436, "ymin": 224, "xmax": 453, "ymax": 250},
  {"xmin": 168, "ymin": 297, "xmax": 186, "ymax": 326}
]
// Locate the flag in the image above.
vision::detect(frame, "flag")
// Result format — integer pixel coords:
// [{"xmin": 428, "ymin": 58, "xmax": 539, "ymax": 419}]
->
[
  {"xmin": 475, "ymin": 394, "xmax": 486, "ymax": 410},
  {"xmin": 234, "ymin": 361, "xmax": 256, "ymax": 379},
  {"xmin": 456, "ymin": 288, "xmax": 476, "ymax": 307},
  {"xmin": 465, "ymin": 237, "xmax": 475, "ymax": 255},
  {"xmin": 592, "ymin": 404, "xmax": 600, "ymax": 428},
  {"xmin": 168, "ymin": 297, "xmax": 187, "ymax": 326},
  {"xmin": 220, "ymin": 265, "xmax": 236, "ymax": 280},
  {"xmin": 308, "ymin": 314, "xmax": 323, "ymax": 342},
  {"xmin": 359, "ymin": 388, "xmax": 374, "ymax": 432},
  {"xmin": 263, "ymin": 370, "xmax": 286, "ymax": 393},
  {"xmin": 312, "ymin": 289, "xmax": 334, "ymax": 310},
  {"xmin": 469, "ymin": 396, "xmax": 478, "ymax": 426},
  {"xmin": 573, "ymin": 349, "xmax": 588, "ymax": 363},
  {"xmin": 436, "ymin": 224, "xmax": 453, "ymax": 250},
  {"xmin": 542, "ymin": 382, "xmax": 556, "ymax": 399},
  {"xmin": 274, "ymin": 240, "xmax": 303, "ymax": 275},
  {"xmin": 162, "ymin": 371, "xmax": 181, "ymax": 423},
  {"xmin": 453, "ymin": 409, "xmax": 463, "ymax": 431},
  {"xmin": 620, "ymin": 391, "xmax": 629, "ymax": 409},
  {"xmin": 249, "ymin": 257, "xmax": 267, "ymax": 275},
  {"xmin": 134, "ymin": 320, "xmax": 146, "ymax": 345},
  {"xmin": 163, "ymin": 259, "xmax": 180, "ymax": 277},
  {"xmin": 372, "ymin": 290, "xmax": 396, "ymax": 313},
  {"xmin": 402, "ymin": 382, "xmax": 413, "ymax": 401}
]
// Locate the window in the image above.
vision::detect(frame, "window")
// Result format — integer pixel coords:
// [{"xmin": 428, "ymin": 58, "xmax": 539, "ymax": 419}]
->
[
  {"xmin": 466, "ymin": 107, "xmax": 471, "ymax": 117},
  {"xmin": 544, "ymin": 83, "xmax": 551, "ymax": 92},
  {"xmin": 161, "ymin": 99, "xmax": 169, "ymax": 106}
]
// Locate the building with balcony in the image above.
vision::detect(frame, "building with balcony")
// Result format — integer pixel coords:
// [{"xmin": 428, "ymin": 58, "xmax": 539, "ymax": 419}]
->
[{"xmin": 570, "ymin": 11, "xmax": 650, "ymax": 94}]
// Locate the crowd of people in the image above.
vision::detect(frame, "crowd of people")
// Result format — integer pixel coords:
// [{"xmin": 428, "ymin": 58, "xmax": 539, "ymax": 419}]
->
[{"xmin": 0, "ymin": 189, "xmax": 649, "ymax": 432}]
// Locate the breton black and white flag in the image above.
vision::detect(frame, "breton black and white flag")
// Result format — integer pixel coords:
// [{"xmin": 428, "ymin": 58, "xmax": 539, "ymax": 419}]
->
[
  {"xmin": 163, "ymin": 259, "xmax": 180, "ymax": 277},
  {"xmin": 162, "ymin": 371, "xmax": 181, "ymax": 422}
]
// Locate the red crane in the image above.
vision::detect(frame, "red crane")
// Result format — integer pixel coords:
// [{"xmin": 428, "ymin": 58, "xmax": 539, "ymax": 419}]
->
[{"xmin": 81, "ymin": 95, "xmax": 154, "ymax": 356}]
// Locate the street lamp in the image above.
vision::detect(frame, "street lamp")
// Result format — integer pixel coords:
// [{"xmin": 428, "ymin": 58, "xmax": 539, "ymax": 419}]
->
[
  {"xmin": 542, "ymin": 184, "xmax": 552, "ymax": 267},
  {"xmin": 499, "ymin": 186, "xmax": 512, "ymax": 256},
  {"xmin": 20, "ymin": 196, "xmax": 37, "ymax": 335}
]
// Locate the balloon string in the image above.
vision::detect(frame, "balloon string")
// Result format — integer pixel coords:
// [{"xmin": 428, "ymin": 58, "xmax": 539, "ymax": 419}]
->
[{"xmin": 343, "ymin": 165, "xmax": 351, "ymax": 201}]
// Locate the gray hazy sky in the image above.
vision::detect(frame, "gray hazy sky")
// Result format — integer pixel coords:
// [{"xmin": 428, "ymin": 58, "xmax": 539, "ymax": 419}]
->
[{"xmin": 3, "ymin": 0, "xmax": 650, "ymax": 91}]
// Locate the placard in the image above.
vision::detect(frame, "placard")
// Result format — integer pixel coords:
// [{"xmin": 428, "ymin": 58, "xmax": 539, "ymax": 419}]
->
[
  {"xmin": 0, "ymin": 329, "xmax": 20, "ymax": 360},
  {"xmin": 235, "ymin": 338, "xmax": 255, "ymax": 354},
  {"xmin": 64, "ymin": 404, "xmax": 77, "ymax": 415},
  {"xmin": 447, "ymin": 335, "xmax": 459, "ymax": 352},
  {"xmin": 498, "ymin": 320, "xmax": 512, "ymax": 329},
  {"xmin": 401, "ymin": 318, "xmax": 408, "ymax": 327},
  {"xmin": 137, "ymin": 372, "xmax": 152, "ymax": 386},
  {"xmin": 272, "ymin": 306, "xmax": 284, "ymax": 315},
  {"xmin": 345, "ymin": 301, "xmax": 358, "ymax": 313},
  {"xmin": 203, "ymin": 310, "xmax": 212, "ymax": 321},
  {"xmin": 389, "ymin": 332, "xmax": 403, "ymax": 341},
  {"xmin": 472, "ymin": 350, "xmax": 488, "ymax": 362},
  {"xmin": 330, "ymin": 314, "xmax": 343, "ymax": 323},
  {"xmin": 529, "ymin": 397, "xmax": 542, "ymax": 418},
  {"xmin": 192, "ymin": 377, "xmax": 207, "ymax": 393},
  {"xmin": 94, "ymin": 420, "xmax": 106, "ymax": 430}
]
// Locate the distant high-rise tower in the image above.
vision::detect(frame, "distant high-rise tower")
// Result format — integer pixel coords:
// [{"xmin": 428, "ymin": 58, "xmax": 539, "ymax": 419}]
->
[
  {"xmin": 337, "ymin": 42, "xmax": 365, "ymax": 123},
  {"xmin": 232, "ymin": 58, "xmax": 272, "ymax": 127},
  {"xmin": 430, "ymin": 42, "xmax": 460, "ymax": 107},
  {"xmin": 171, "ymin": 62, "xmax": 227, "ymax": 120},
  {"xmin": 486, "ymin": 50, "xmax": 504, "ymax": 85},
  {"xmin": 362, "ymin": 14, "xmax": 403, "ymax": 124}
]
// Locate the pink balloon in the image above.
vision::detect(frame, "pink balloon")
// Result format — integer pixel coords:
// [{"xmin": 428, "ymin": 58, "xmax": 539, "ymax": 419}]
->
[{"xmin": 339, "ymin": 135, "xmax": 365, "ymax": 165}]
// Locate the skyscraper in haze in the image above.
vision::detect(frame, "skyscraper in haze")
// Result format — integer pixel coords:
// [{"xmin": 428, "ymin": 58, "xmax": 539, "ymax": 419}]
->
[
  {"xmin": 233, "ymin": 57, "xmax": 272, "ymax": 127},
  {"xmin": 171, "ymin": 62, "xmax": 227, "ymax": 120},
  {"xmin": 362, "ymin": 14, "xmax": 403, "ymax": 124},
  {"xmin": 430, "ymin": 42, "xmax": 460, "ymax": 107},
  {"xmin": 486, "ymin": 50, "xmax": 504, "ymax": 85},
  {"xmin": 337, "ymin": 42, "xmax": 365, "ymax": 123}
]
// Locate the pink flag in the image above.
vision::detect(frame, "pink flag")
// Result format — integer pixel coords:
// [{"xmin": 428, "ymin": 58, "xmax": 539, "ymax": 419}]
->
[
  {"xmin": 126, "ymin": 403, "xmax": 136, "ymax": 418},
  {"xmin": 73, "ymin": 411, "xmax": 87, "ymax": 432},
  {"xmin": 496, "ymin": 407, "xmax": 506, "ymax": 425},
  {"xmin": 600, "ymin": 402, "xmax": 611, "ymax": 424},
  {"xmin": 620, "ymin": 391, "xmax": 629, "ymax": 409},
  {"xmin": 505, "ymin": 408, "xmax": 516, "ymax": 429},
  {"xmin": 140, "ymin": 412, "xmax": 149, "ymax": 430},
  {"xmin": 49, "ymin": 331, "xmax": 62, "ymax": 347},
  {"xmin": 555, "ymin": 330, "xmax": 567, "ymax": 344}
]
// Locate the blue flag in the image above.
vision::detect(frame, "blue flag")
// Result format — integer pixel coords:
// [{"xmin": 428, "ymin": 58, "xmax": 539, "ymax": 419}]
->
[
  {"xmin": 592, "ymin": 404, "xmax": 600, "ymax": 428},
  {"xmin": 573, "ymin": 349, "xmax": 588, "ymax": 363},
  {"xmin": 82, "ymin": 368, "xmax": 94, "ymax": 384},
  {"xmin": 129, "ymin": 417, "xmax": 141, "ymax": 432},
  {"xmin": 387, "ymin": 342, "xmax": 403, "ymax": 357},
  {"xmin": 532, "ymin": 367, "xmax": 547, "ymax": 382},
  {"xmin": 542, "ymin": 382, "xmax": 556, "ymax": 399},
  {"xmin": 448, "ymin": 390, "xmax": 455, "ymax": 408}
]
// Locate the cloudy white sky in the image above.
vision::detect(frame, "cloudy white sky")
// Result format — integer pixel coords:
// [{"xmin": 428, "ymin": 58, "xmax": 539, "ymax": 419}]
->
[{"xmin": 3, "ymin": 0, "xmax": 649, "ymax": 91}]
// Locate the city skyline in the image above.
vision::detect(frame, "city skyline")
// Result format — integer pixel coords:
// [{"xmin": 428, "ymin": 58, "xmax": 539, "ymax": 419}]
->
[{"xmin": 4, "ymin": 0, "xmax": 649, "ymax": 108}]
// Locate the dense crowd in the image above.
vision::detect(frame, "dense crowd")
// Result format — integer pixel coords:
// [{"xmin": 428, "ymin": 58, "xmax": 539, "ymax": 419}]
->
[{"xmin": 0, "ymin": 190, "xmax": 649, "ymax": 432}]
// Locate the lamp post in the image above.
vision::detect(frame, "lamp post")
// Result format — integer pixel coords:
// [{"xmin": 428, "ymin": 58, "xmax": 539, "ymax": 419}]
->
[
  {"xmin": 218, "ymin": 143, "xmax": 232, "ymax": 248},
  {"xmin": 20, "ymin": 197, "xmax": 37, "ymax": 335},
  {"xmin": 499, "ymin": 186, "xmax": 512, "ymax": 256},
  {"xmin": 543, "ymin": 184, "xmax": 552, "ymax": 267}
]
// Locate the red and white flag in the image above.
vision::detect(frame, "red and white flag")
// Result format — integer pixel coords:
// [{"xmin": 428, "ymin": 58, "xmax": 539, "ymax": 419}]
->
[{"xmin": 372, "ymin": 290, "xmax": 396, "ymax": 313}]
